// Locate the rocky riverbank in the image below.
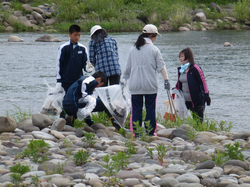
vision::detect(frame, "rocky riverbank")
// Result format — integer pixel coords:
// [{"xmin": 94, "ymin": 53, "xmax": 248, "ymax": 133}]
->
[
  {"xmin": 1, "ymin": 1, "xmax": 250, "ymax": 33},
  {"xmin": 1, "ymin": 114, "xmax": 250, "ymax": 187}
]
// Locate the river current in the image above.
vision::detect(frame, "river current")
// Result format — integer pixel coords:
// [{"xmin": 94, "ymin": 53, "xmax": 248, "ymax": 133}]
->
[{"xmin": 0, "ymin": 30, "xmax": 249, "ymax": 132}]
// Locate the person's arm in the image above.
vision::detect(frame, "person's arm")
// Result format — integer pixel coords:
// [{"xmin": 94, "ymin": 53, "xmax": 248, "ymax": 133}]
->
[
  {"xmin": 193, "ymin": 65, "xmax": 211, "ymax": 105},
  {"xmin": 56, "ymin": 46, "xmax": 65, "ymax": 83},
  {"xmin": 89, "ymin": 40, "xmax": 96, "ymax": 67}
]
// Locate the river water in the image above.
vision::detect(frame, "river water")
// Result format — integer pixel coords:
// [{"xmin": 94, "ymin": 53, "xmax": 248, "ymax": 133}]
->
[{"xmin": 0, "ymin": 30, "xmax": 249, "ymax": 133}]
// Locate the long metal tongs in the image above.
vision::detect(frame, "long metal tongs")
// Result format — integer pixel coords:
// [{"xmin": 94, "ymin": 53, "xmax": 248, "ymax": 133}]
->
[{"xmin": 167, "ymin": 90, "xmax": 178, "ymax": 117}]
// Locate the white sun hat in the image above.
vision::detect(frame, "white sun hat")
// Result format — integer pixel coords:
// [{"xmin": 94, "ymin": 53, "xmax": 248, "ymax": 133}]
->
[
  {"xmin": 142, "ymin": 24, "xmax": 161, "ymax": 36},
  {"xmin": 90, "ymin": 25, "xmax": 103, "ymax": 37}
]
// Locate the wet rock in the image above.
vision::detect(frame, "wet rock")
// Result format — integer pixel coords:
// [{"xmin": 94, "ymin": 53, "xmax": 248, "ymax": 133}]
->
[
  {"xmin": 8, "ymin": 35, "xmax": 24, "ymax": 42},
  {"xmin": 224, "ymin": 42, "xmax": 232, "ymax": 47},
  {"xmin": 180, "ymin": 150, "xmax": 212, "ymax": 162},
  {"xmin": 50, "ymin": 177, "xmax": 70, "ymax": 187},
  {"xmin": 32, "ymin": 7, "xmax": 44, "ymax": 14},
  {"xmin": 18, "ymin": 119, "xmax": 39, "ymax": 132},
  {"xmin": 210, "ymin": 2, "xmax": 222, "ymax": 13},
  {"xmin": 32, "ymin": 113, "xmax": 53, "ymax": 129},
  {"xmin": 221, "ymin": 160, "xmax": 249, "ymax": 170},
  {"xmin": 116, "ymin": 170, "xmax": 143, "ymax": 179},
  {"xmin": 35, "ymin": 34, "xmax": 61, "ymax": 42},
  {"xmin": 157, "ymin": 177, "xmax": 179, "ymax": 187},
  {"xmin": 22, "ymin": 4, "xmax": 33, "ymax": 13},
  {"xmin": 51, "ymin": 118, "xmax": 65, "ymax": 131},
  {"xmin": 195, "ymin": 160, "xmax": 215, "ymax": 170},
  {"xmin": 193, "ymin": 12, "xmax": 206, "ymax": 22},
  {"xmin": 178, "ymin": 27, "xmax": 190, "ymax": 31},
  {"xmin": 45, "ymin": 18, "xmax": 57, "ymax": 25},
  {"xmin": 0, "ymin": 116, "xmax": 17, "ymax": 132},
  {"xmin": 32, "ymin": 131, "xmax": 57, "ymax": 141},
  {"xmin": 31, "ymin": 11, "xmax": 44, "ymax": 24}
]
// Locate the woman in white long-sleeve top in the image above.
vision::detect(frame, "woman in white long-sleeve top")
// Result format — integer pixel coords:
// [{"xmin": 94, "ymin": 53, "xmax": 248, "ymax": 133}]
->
[{"xmin": 123, "ymin": 24, "xmax": 170, "ymax": 137}]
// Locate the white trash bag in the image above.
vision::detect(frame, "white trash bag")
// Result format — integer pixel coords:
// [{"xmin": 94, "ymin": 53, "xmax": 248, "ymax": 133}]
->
[
  {"xmin": 96, "ymin": 85, "xmax": 130, "ymax": 127},
  {"xmin": 171, "ymin": 89, "xmax": 189, "ymax": 119},
  {"xmin": 41, "ymin": 79, "xmax": 65, "ymax": 115},
  {"xmin": 77, "ymin": 95, "xmax": 96, "ymax": 121}
]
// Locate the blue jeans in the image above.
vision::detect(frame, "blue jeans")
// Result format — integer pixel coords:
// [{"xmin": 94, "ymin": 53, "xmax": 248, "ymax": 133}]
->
[{"xmin": 130, "ymin": 94, "xmax": 157, "ymax": 136}]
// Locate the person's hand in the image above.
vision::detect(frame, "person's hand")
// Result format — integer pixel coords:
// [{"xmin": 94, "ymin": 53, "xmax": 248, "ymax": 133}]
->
[
  {"xmin": 164, "ymin": 80, "xmax": 170, "ymax": 90},
  {"xmin": 120, "ymin": 78, "xmax": 127, "ymax": 88},
  {"xmin": 205, "ymin": 97, "xmax": 211, "ymax": 106}
]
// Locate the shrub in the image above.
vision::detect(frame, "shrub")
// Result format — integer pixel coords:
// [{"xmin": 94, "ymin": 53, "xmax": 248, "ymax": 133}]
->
[
  {"xmin": 73, "ymin": 150, "xmax": 90, "ymax": 166},
  {"xmin": 22, "ymin": 139, "xmax": 50, "ymax": 163},
  {"xmin": 234, "ymin": 0, "xmax": 250, "ymax": 22}
]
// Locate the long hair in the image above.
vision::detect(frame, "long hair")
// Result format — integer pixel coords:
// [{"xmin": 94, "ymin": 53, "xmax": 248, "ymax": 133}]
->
[
  {"xmin": 91, "ymin": 29, "xmax": 108, "ymax": 44},
  {"xmin": 179, "ymin": 47, "xmax": 195, "ymax": 64},
  {"xmin": 134, "ymin": 33, "xmax": 157, "ymax": 50}
]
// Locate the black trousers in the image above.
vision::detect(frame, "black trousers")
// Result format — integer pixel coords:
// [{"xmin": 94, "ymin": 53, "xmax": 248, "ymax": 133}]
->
[
  {"xmin": 104, "ymin": 75, "xmax": 120, "ymax": 86},
  {"xmin": 185, "ymin": 101, "xmax": 205, "ymax": 123}
]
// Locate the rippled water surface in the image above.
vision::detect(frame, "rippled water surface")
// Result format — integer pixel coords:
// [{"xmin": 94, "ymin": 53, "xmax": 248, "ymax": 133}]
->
[{"xmin": 0, "ymin": 30, "xmax": 249, "ymax": 132}]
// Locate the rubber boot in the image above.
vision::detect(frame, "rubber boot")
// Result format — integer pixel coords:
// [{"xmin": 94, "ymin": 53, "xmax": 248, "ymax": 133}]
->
[
  {"xmin": 85, "ymin": 116, "xmax": 94, "ymax": 126},
  {"xmin": 110, "ymin": 117, "xmax": 121, "ymax": 132}
]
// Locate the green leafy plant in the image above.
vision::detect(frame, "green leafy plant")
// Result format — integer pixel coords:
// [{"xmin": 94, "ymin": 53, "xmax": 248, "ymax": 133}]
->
[
  {"xmin": 212, "ymin": 142, "xmax": 245, "ymax": 166},
  {"xmin": 32, "ymin": 175, "xmax": 39, "ymax": 187},
  {"xmin": 225, "ymin": 142, "xmax": 245, "ymax": 160},
  {"xmin": 91, "ymin": 111, "xmax": 110, "ymax": 126},
  {"xmin": 10, "ymin": 163, "xmax": 30, "ymax": 187},
  {"xmin": 101, "ymin": 151, "xmax": 130, "ymax": 177},
  {"xmin": 63, "ymin": 139, "xmax": 72, "ymax": 157},
  {"xmin": 133, "ymin": 120, "xmax": 152, "ymax": 142},
  {"xmin": 125, "ymin": 141, "xmax": 136, "ymax": 155},
  {"xmin": 156, "ymin": 144, "xmax": 167, "ymax": 166},
  {"xmin": 10, "ymin": 163, "xmax": 30, "ymax": 174},
  {"xmin": 73, "ymin": 150, "xmax": 90, "ymax": 166},
  {"xmin": 21, "ymin": 140, "xmax": 50, "ymax": 163},
  {"xmin": 83, "ymin": 132, "xmax": 96, "ymax": 148},
  {"xmin": 6, "ymin": 106, "xmax": 32, "ymax": 123},
  {"xmin": 146, "ymin": 146, "xmax": 154, "ymax": 159},
  {"xmin": 111, "ymin": 151, "xmax": 130, "ymax": 170}
]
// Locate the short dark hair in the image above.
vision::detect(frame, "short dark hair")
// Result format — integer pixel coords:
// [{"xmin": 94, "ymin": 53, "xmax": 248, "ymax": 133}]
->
[
  {"xmin": 69, "ymin": 25, "xmax": 81, "ymax": 34},
  {"xmin": 92, "ymin": 71, "xmax": 107, "ymax": 85},
  {"xmin": 179, "ymin": 47, "xmax": 195, "ymax": 64}
]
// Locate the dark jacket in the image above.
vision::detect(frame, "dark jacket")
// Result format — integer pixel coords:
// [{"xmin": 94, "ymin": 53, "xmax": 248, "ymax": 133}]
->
[
  {"xmin": 63, "ymin": 76, "xmax": 98, "ymax": 116},
  {"xmin": 56, "ymin": 40, "xmax": 87, "ymax": 85},
  {"xmin": 176, "ymin": 64, "xmax": 209, "ymax": 108}
]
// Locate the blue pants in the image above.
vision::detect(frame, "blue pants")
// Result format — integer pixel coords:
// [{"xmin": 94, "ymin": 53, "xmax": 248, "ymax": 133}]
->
[{"xmin": 130, "ymin": 94, "xmax": 157, "ymax": 136}]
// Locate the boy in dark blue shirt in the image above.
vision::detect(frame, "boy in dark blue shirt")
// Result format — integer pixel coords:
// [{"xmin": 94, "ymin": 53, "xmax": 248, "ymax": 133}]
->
[
  {"xmin": 56, "ymin": 25, "xmax": 88, "ymax": 93},
  {"xmin": 63, "ymin": 71, "xmax": 121, "ymax": 131}
]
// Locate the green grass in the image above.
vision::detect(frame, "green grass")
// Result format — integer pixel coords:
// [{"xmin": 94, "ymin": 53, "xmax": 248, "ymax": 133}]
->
[{"xmin": 6, "ymin": 106, "xmax": 32, "ymax": 123}]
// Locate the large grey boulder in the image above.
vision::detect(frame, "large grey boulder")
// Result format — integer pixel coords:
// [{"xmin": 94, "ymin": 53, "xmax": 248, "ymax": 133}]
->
[
  {"xmin": 180, "ymin": 150, "xmax": 212, "ymax": 162},
  {"xmin": 45, "ymin": 18, "xmax": 57, "ymax": 26},
  {"xmin": 31, "ymin": 11, "xmax": 44, "ymax": 24},
  {"xmin": 17, "ymin": 119, "xmax": 39, "ymax": 132},
  {"xmin": 51, "ymin": 118, "xmax": 66, "ymax": 131},
  {"xmin": 193, "ymin": 12, "xmax": 206, "ymax": 22},
  {"xmin": 32, "ymin": 7, "xmax": 44, "ymax": 14},
  {"xmin": 8, "ymin": 36, "xmax": 24, "ymax": 42},
  {"xmin": 32, "ymin": 113, "xmax": 53, "ymax": 129},
  {"xmin": 18, "ymin": 16, "xmax": 33, "ymax": 27},
  {"xmin": 35, "ymin": 34, "xmax": 61, "ymax": 42},
  {"xmin": 210, "ymin": 2, "xmax": 222, "ymax": 13},
  {"xmin": 0, "ymin": 116, "xmax": 17, "ymax": 132},
  {"xmin": 22, "ymin": 4, "xmax": 33, "ymax": 13}
]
